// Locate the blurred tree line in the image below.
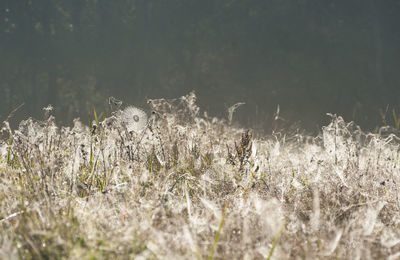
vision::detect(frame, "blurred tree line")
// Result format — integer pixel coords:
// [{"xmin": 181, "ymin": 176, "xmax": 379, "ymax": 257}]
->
[{"xmin": 1, "ymin": 0, "xmax": 400, "ymax": 132}]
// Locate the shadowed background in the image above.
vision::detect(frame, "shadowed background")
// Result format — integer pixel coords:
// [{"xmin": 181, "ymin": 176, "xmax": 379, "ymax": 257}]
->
[{"xmin": 1, "ymin": 0, "xmax": 400, "ymax": 133}]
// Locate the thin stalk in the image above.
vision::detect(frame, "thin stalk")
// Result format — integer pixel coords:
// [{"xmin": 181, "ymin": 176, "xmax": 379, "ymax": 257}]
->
[
  {"xmin": 266, "ymin": 219, "xmax": 285, "ymax": 260},
  {"xmin": 208, "ymin": 201, "xmax": 228, "ymax": 260}
]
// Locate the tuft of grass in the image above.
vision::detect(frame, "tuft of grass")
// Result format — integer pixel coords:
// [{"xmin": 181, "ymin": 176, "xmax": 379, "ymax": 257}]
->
[{"xmin": 0, "ymin": 94, "xmax": 399, "ymax": 259}]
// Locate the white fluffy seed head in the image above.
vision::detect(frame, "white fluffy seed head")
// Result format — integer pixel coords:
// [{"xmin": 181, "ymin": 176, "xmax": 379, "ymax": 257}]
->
[{"xmin": 121, "ymin": 106, "xmax": 148, "ymax": 132}]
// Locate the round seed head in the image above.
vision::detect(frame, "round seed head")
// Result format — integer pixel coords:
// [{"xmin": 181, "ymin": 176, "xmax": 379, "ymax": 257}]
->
[{"xmin": 121, "ymin": 106, "xmax": 148, "ymax": 132}]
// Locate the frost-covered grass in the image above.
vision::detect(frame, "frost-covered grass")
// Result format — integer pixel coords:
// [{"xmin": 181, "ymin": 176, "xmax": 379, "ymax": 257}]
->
[{"xmin": 1, "ymin": 93, "xmax": 400, "ymax": 259}]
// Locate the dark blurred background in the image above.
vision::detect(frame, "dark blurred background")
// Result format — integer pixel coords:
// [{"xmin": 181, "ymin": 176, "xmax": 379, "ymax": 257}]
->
[{"xmin": 1, "ymin": 0, "xmax": 400, "ymax": 133}]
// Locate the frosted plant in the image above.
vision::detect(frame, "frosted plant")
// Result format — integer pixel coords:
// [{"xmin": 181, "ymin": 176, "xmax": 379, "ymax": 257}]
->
[
  {"xmin": 108, "ymin": 96, "xmax": 123, "ymax": 111},
  {"xmin": 1, "ymin": 92, "xmax": 400, "ymax": 259},
  {"xmin": 120, "ymin": 106, "xmax": 148, "ymax": 133},
  {"xmin": 42, "ymin": 104, "xmax": 53, "ymax": 119},
  {"xmin": 227, "ymin": 102, "xmax": 245, "ymax": 125}
]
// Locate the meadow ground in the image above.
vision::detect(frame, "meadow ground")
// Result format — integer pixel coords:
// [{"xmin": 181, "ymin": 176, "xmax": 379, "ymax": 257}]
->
[{"xmin": 1, "ymin": 93, "xmax": 400, "ymax": 259}]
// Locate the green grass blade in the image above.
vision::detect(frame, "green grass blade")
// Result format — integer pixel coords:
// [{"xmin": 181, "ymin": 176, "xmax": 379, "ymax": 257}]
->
[
  {"xmin": 266, "ymin": 219, "xmax": 285, "ymax": 260},
  {"xmin": 6, "ymin": 134, "xmax": 12, "ymax": 166},
  {"xmin": 393, "ymin": 108, "xmax": 400, "ymax": 129},
  {"xmin": 89, "ymin": 144, "xmax": 94, "ymax": 173},
  {"xmin": 208, "ymin": 201, "xmax": 228, "ymax": 260},
  {"xmin": 94, "ymin": 108, "xmax": 99, "ymax": 126}
]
